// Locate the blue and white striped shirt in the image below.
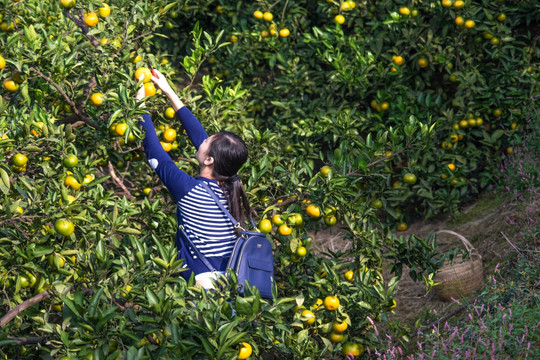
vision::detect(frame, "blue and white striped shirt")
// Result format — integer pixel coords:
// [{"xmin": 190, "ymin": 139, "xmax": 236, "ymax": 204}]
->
[{"xmin": 140, "ymin": 107, "xmax": 236, "ymax": 278}]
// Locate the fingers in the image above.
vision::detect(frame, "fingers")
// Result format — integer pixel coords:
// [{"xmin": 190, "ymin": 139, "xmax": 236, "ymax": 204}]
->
[{"xmin": 135, "ymin": 75, "xmax": 146, "ymax": 102}]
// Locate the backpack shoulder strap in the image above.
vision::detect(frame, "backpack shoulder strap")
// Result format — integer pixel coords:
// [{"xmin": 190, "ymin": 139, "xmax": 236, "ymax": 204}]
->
[{"xmin": 178, "ymin": 224, "xmax": 216, "ymax": 272}]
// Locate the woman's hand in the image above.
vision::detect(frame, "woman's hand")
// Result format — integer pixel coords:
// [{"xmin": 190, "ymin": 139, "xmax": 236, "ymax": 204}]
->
[
  {"xmin": 151, "ymin": 69, "xmax": 185, "ymax": 111},
  {"xmin": 135, "ymin": 74, "xmax": 146, "ymax": 107},
  {"xmin": 150, "ymin": 69, "xmax": 174, "ymax": 96}
]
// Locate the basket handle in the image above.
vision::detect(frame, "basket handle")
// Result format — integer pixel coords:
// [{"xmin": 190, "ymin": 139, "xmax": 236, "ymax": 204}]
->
[{"xmin": 436, "ymin": 230, "xmax": 478, "ymax": 254}]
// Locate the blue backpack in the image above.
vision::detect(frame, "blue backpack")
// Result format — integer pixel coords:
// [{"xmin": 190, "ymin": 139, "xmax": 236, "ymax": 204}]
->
[{"xmin": 180, "ymin": 182, "xmax": 274, "ymax": 299}]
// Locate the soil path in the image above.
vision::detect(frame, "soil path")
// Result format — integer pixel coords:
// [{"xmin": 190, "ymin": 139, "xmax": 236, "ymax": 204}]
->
[{"xmin": 309, "ymin": 191, "xmax": 534, "ymax": 330}]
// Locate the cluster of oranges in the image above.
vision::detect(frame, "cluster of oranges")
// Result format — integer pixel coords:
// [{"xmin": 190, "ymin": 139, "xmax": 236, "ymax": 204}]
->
[
  {"xmin": 293, "ymin": 295, "xmax": 363, "ymax": 355},
  {"xmin": 370, "ymin": 99, "xmax": 390, "ymax": 113},
  {"xmin": 157, "ymin": 121, "xmax": 178, "ymax": 153},
  {"xmin": 134, "ymin": 67, "xmax": 157, "ymax": 97},
  {"xmin": 252, "ymin": 10, "xmax": 290, "ymax": 38},
  {"xmin": 398, "ymin": 6, "xmax": 419, "ymax": 17},
  {"xmin": 332, "ymin": 0, "xmax": 357, "ymax": 25}
]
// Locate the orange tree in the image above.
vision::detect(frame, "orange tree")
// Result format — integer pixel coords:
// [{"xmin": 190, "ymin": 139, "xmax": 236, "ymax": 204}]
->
[{"xmin": 1, "ymin": 0, "xmax": 539, "ymax": 359}]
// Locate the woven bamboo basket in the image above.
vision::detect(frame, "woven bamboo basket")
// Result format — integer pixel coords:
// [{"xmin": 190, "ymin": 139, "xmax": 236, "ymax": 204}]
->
[{"xmin": 432, "ymin": 230, "xmax": 483, "ymax": 301}]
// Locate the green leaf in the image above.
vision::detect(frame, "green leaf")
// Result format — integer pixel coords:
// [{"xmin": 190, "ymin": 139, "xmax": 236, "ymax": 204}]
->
[{"xmin": 235, "ymin": 296, "xmax": 253, "ymax": 317}]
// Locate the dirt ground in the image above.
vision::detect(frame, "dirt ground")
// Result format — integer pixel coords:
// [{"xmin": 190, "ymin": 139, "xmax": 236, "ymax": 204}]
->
[{"xmin": 309, "ymin": 190, "xmax": 536, "ymax": 332}]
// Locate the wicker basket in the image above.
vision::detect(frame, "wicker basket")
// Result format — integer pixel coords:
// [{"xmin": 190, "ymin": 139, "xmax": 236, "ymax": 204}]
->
[{"xmin": 432, "ymin": 230, "xmax": 483, "ymax": 301}]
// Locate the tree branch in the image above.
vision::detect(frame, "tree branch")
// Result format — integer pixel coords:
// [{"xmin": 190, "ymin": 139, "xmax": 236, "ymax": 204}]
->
[
  {"xmin": 0, "ymin": 291, "xmax": 51, "ymax": 327},
  {"xmin": 63, "ymin": 9, "xmax": 101, "ymax": 48},
  {"xmin": 108, "ymin": 161, "xmax": 135, "ymax": 200},
  {"xmin": 28, "ymin": 67, "xmax": 99, "ymax": 128},
  {"xmin": 7, "ymin": 336, "xmax": 45, "ymax": 345}
]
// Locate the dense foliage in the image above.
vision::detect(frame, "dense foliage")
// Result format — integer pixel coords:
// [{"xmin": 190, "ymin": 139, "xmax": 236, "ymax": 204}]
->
[{"xmin": 0, "ymin": 0, "xmax": 538, "ymax": 358}]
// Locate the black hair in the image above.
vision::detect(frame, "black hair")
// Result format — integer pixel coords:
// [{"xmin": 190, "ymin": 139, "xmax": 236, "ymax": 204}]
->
[{"xmin": 207, "ymin": 131, "xmax": 252, "ymax": 231}]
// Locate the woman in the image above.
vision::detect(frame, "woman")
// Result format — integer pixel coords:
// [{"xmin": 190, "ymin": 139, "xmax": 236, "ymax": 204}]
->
[{"xmin": 136, "ymin": 69, "xmax": 252, "ymax": 289}]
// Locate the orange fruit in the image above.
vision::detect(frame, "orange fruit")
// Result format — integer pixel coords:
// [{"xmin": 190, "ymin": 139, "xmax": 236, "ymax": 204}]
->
[
  {"xmin": 497, "ymin": 13, "xmax": 506, "ymax": 22},
  {"xmin": 84, "ymin": 12, "xmax": 99, "ymax": 27},
  {"xmin": 253, "ymin": 10, "xmax": 263, "ymax": 19},
  {"xmin": 263, "ymin": 12, "xmax": 273, "ymax": 21},
  {"xmin": 393, "ymin": 56, "xmax": 404, "ymax": 66},
  {"xmin": 464, "ymin": 19, "xmax": 475, "ymax": 28},
  {"xmin": 320, "ymin": 166, "xmax": 332, "ymax": 177},
  {"xmin": 399, "ymin": 7, "xmax": 410, "ymax": 15},
  {"xmin": 335, "ymin": 15, "xmax": 345, "ymax": 24},
  {"xmin": 90, "ymin": 92, "xmax": 105, "ymax": 106},
  {"xmin": 329, "ymin": 332, "xmax": 344, "ymax": 343},
  {"xmin": 161, "ymin": 141, "xmax": 172, "ymax": 152},
  {"xmin": 441, "ymin": 0, "xmax": 453, "ymax": 7},
  {"xmin": 381, "ymin": 101, "xmax": 389, "ymax": 110},
  {"xmin": 60, "ymin": 0, "xmax": 76, "ymax": 9},
  {"xmin": 278, "ymin": 223, "xmax": 292, "ymax": 236},
  {"xmin": 238, "ymin": 342, "xmax": 252, "ymax": 360},
  {"xmin": 388, "ymin": 299, "xmax": 397, "ymax": 311},
  {"xmin": 455, "ymin": 16, "xmax": 465, "ymax": 26},
  {"xmin": 163, "ymin": 128, "xmax": 177, "ymax": 143},
  {"xmin": 493, "ymin": 108, "xmax": 502, "ymax": 117},
  {"xmin": 296, "ymin": 246, "xmax": 307, "ymax": 257},
  {"xmin": 3, "ymin": 78, "xmax": 19, "ymax": 92},
  {"xmin": 459, "ymin": 120, "xmax": 469, "ymax": 129},
  {"xmin": 99, "ymin": 3, "xmax": 111, "ymax": 18},
  {"xmin": 54, "ymin": 219, "xmax": 75, "ymax": 237},
  {"xmin": 0, "ymin": 55, "xmax": 5, "ymax": 70},
  {"xmin": 164, "ymin": 107, "xmax": 175, "ymax": 119},
  {"xmin": 344, "ymin": 270, "xmax": 354, "ymax": 281},
  {"xmin": 506, "ymin": 146, "xmax": 514, "ymax": 154},
  {"xmin": 290, "ymin": 213, "xmax": 304, "ymax": 228},
  {"xmin": 130, "ymin": 51, "xmax": 142, "ymax": 63},
  {"xmin": 397, "ymin": 222, "xmax": 408, "ymax": 231},
  {"xmin": 417, "ymin": 57, "xmax": 428, "ymax": 68},
  {"xmin": 64, "ymin": 175, "xmax": 82, "ymax": 190},
  {"xmin": 311, "ymin": 298, "xmax": 323, "ymax": 310},
  {"xmin": 450, "ymin": 134, "xmax": 459, "ymax": 143},
  {"xmin": 135, "ymin": 67, "xmax": 152, "ymax": 83},
  {"xmin": 115, "ymin": 123, "xmax": 128, "ymax": 136},
  {"xmin": 323, "ymin": 295, "xmax": 340, "ymax": 310},
  {"xmin": 63, "ymin": 155, "xmax": 78, "ymax": 168},
  {"xmin": 306, "ymin": 204, "xmax": 321, "ymax": 218},
  {"xmin": 342, "ymin": 342, "xmax": 364, "ymax": 357},
  {"xmin": 12, "ymin": 153, "xmax": 28, "ymax": 167},
  {"xmin": 332, "ymin": 320, "xmax": 348, "ymax": 333},
  {"xmin": 279, "ymin": 28, "xmax": 290, "ymax": 38},
  {"xmin": 490, "ymin": 37, "xmax": 500, "ymax": 45},
  {"xmin": 272, "ymin": 214, "xmax": 284, "ymax": 226},
  {"xmin": 447, "ymin": 163, "xmax": 456, "ymax": 172},
  {"xmin": 371, "ymin": 199, "xmax": 383, "ymax": 209},
  {"xmin": 258, "ymin": 219, "xmax": 272, "ymax": 234},
  {"xmin": 301, "ymin": 309, "xmax": 315, "ymax": 324},
  {"xmin": 324, "ymin": 215, "xmax": 337, "ymax": 226},
  {"xmin": 453, "ymin": 0, "xmax": 465, "ymax": 9},
  {"xmin": 144, "ymin": 82, "xmax": 156, "ymax": 97},
  {"xmin": 403, "ymin": 173, "xmax": 417, "ymax": 185}
]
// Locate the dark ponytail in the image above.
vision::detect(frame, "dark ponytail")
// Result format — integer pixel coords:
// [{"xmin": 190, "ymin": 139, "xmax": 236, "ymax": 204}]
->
[{"xmin": 207, "ymin": 131, "xmax": 252, "ymax": 231}]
